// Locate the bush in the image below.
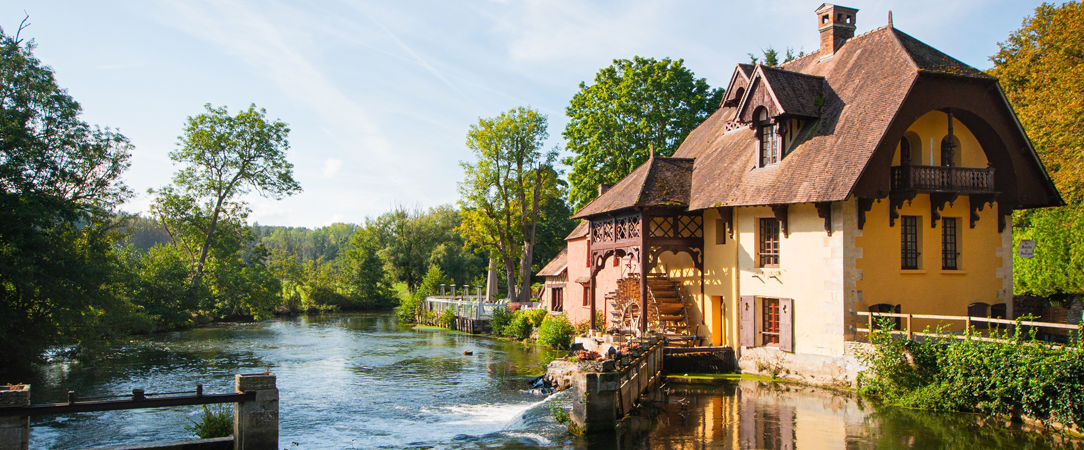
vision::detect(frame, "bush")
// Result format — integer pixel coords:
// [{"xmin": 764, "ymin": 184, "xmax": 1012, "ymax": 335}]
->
[
  {"xmin": 490, "ymin": 304, "xmax": 513, "ymax": 335},
  {"xmin": 538, "ymin": 313, "xmax": 576, "ymax": 349},
  {"xmin": 396, "ymin": 295, "xmax": 422, "ymax": 324},
  {"xmin": 527, "ymin": 308, "xmax": 548, "ymax": 328},
  {"xmin": 438, "ymin": 308, "xmax": 456, "ymax": 329},
  {"xmin": 857, "ymin": 317, "xmax": 1084, "ymax": 428},
  {"xmin": 186, "ymin": 405, "xmax": 232, "ymax": 439},
  {"xmin": 504, "ymin": 311, "xmax": 533, "ymax": 340}
]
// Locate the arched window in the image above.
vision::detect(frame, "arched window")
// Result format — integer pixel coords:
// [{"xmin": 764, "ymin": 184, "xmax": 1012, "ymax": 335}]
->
[
  {"xmin": 940, "ymin": 135, "xmax": 961, "ymax": 167},
  {"xmin": 756, "ymin": 108, "xmax": 777, "ymax": 167},
  {"xmin": 899, "ymin": 137, "xmax": 911, "ymax": 165}
]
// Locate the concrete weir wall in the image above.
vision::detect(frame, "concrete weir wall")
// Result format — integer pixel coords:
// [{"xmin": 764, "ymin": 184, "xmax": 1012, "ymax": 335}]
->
[{"xmin": 568, "ymin": 337, "xmax": 665, "ymax": 434}]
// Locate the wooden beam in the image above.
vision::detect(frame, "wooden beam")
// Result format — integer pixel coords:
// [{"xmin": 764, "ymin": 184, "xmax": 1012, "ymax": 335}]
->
[
  {"xmin": 857, "ymin": 197, "xmax": 875, "ymax": 230},
  {"xmin": 814, "ymin": 202, "xmax": 833, "ymax": 235},
  {"xmin": 715, "ymin": 207, "xmax": 734, "ymax": 241}
]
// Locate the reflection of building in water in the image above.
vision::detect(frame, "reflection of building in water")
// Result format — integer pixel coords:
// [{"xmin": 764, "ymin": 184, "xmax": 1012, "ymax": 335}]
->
[{"xmin": 642, "ymin": 380, "xmax": 873, "ymax": 449}]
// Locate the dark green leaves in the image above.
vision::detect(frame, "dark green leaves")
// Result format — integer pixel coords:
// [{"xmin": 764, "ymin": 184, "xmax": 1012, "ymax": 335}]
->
[{"xmin": 563, "ymin": 57, "xmax": 722, "ymax": 209}]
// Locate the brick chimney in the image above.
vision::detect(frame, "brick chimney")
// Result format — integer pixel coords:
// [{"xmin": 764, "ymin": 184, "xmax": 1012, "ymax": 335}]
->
[{"xmin": 816, "ymin": 4, "xmax": 858, "ymax": 57}]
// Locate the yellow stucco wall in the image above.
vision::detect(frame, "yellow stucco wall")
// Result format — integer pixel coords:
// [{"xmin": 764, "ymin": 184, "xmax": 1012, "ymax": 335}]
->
[
  {"xmin": 854, "ymin": 195, "xmax": 1006, "ymax": 331},
  {"xmin": 893, "ymin": 110, "xmax": 989, "ymax": 168},
  {"xmin": 859, "ymin": 114, "xmax": 1009, "ymax": 332}
]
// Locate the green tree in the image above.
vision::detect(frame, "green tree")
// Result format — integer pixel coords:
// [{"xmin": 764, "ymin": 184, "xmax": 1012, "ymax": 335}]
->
[
  {"xmin": 563, "ymin": 57, "xmax": 723, "ymax": 208},
  {"xmin": 151, "ymin": 104, "xmax": 301, "ymax": 278},
  {"xmin": 343, "ymin": 225, "xmax": 397, "ymax": 309},
  {"xmin": 993, "ymin": 2, "xmax": 1084, "ymax": 295},
  {"xmin": 991, "ymin": 1, "xmax": 1084, "ymax": 204},
  {"xmin": 0, "ymin": 22, "xmax": 134, "ymax": 366},
  {"xmin": 458, "ymin": 107, "xmax": 559, "ymax": 302}
]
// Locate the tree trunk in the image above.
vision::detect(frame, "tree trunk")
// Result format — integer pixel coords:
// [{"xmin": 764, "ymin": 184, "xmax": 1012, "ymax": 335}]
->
[{"xmin": 502, "ymin": 255, "xmax": 518, "ymax": 301}]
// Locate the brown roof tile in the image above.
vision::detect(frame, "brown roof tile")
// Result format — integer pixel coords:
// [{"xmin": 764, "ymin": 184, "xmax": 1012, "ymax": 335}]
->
[
  {"xmin": 565, "ymin": 220, "xmax": 589, "ymax": 240},
  {"xmin": 572, "ymin": 156, "xmax": 693, "ymax": 219},
  {"xmin": 536, "ymin": 247, "xmax": 567, "ymax": 277}
]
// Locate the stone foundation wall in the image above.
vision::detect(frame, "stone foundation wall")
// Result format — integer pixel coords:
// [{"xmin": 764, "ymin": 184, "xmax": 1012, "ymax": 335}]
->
[{"xmin": 738, "ymin": 343, "xmax": 870, "ymax": 387}]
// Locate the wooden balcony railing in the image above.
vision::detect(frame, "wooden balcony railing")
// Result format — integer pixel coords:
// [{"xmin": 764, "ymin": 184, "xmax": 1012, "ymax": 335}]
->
[{"xmin": 890, "ymin": 165, "xmax": 995, "ymax": 194}]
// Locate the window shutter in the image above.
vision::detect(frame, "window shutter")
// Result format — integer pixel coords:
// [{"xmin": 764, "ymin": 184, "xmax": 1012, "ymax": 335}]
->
[
  {"xmin": 779, "ymin": 298, "xmax": 794, "ymax": 353},
  {"xmin": 739, "ymin": 296, "xmax": 755, "ymax": 347}
]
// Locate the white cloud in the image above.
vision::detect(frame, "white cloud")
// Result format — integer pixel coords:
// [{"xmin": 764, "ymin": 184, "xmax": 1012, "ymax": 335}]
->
[{"xmin": 322, "ymin": 158, "xmax": 343, "ymax": 179}]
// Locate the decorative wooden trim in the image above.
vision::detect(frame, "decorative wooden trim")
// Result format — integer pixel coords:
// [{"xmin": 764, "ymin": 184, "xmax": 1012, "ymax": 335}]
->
[
  {"xmin": 930, "ymin": 192, "xmax": 958, "ymax": 228},
  {"xmin": 771, "ymin": 204, "xmax": 789, "ymax": 238},
  {"xmin": 968, "ymin": 193, "xmax": 996, "ymax": 229},
  {"xmin": 997, "ymin": 202, "xmax": 1013, "ymax": 233},
  {"xmin": 857, "ymin": 197, "xmax": 875, "ymax": 230},
  {"xmin": 888, "ymin": 192, "xmax": 916, "ymax": 227},
  {"xmin": 815, "ymin": 202, "xmax": 833, "ymax": 235}
]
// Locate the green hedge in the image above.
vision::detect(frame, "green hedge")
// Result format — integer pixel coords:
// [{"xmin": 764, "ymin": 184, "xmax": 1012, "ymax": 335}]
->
[
  {"xmin": 538, "ymin": 313, "xmax": 576, "ymax": 349},
  {"xmin": 857, "ymin": 318, "xmax": 1084, "ymax": 429}
]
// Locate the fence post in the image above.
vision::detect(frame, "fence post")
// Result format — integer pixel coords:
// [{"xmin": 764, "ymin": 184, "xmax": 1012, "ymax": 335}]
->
[
  {"xmin": 0, "ymin": 384, "xmax": 30, "ymax": 450},
  {"xmin": 907, "ymin": 314, "xmax": 913, "ymax": 340},
  {"xmin": 966, "ymin": 316, "xmax": 972, "ymax": 337},
  {"xmin": 234, "ymin": 373, "xmax": 278, "ymax": 450},
  {"xmin": 440, "ymin": 284, "xmax": 446, "ymax": 296}
]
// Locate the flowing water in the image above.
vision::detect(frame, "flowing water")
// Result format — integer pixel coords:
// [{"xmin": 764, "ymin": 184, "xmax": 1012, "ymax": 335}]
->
[{"xmin": 14, "ymin": 313, "xmax": 1075, "ymax": 449}]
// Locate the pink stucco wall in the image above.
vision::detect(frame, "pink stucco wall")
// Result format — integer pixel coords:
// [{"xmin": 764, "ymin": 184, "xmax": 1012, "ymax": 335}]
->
[{"xmin": 558, "ymin": 235, "xmax": 627, "ymax": 327}]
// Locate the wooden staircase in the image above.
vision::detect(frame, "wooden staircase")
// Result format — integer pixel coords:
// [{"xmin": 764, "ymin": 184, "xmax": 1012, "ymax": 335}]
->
[{"xmin": 604, "ymin": 273, "xmax": 698, "ymax": 346}]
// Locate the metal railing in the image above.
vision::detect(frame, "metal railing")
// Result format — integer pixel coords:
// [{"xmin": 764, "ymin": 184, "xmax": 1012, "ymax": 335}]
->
[{"xmin": 854, "ymin": 311, "xmax": 1081, "ymax": 348}]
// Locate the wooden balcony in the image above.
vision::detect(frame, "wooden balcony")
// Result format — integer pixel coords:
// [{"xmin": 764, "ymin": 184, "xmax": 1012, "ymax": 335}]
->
[{"xmin": 890, "ymin": 165, "xmax": 995, "ymax": 194}]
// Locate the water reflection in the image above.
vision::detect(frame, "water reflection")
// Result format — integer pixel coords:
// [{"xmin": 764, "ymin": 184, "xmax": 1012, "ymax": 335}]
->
[{"xmin": 594, "ymin": 380, "xmax": 1072, "ymax": 449}]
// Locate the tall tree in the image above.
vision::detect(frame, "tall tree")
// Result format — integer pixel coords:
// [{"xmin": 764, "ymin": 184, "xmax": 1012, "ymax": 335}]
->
[
  {"xmin": 993, "ymin": 2, "xmax": 1084, "ymax": 296},
  {"xmin": 563, "ymin": 57, "xmax": 723, "ymax": 208},
  {"xmin": 459, "ymin": 107, "xmax": 559, "ymax": 302},
  {"xmin": 151, "ymin": 104, "xmax": 301, "ymax": 278},
  {"xmin": 991, "ymin": 1, "xmax": 1084, "ymax": 204},
  {"xmin": 0, "ymin": 21, "xmax": 134, "ymax": 365}
]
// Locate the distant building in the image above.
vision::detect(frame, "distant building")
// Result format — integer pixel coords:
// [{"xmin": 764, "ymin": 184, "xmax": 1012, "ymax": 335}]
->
[{"xmin": 548, "ymin": 4, "xmax": 1061, "ymax": 376}]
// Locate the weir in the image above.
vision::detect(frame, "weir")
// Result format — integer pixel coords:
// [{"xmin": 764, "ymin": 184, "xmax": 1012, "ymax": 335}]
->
[
  {"xmin": 0, "ymin": 373, "xmax": 278, "ymax": 449},
  {"xmin": 568, "ymin": 336, "xmax": 666, "ymax": 433}
]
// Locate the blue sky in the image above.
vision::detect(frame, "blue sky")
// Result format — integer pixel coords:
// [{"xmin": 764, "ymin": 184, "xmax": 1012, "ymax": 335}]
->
[{"xmin": 3, "ymin": 0, "xmax": 1044, "ymax": 227}]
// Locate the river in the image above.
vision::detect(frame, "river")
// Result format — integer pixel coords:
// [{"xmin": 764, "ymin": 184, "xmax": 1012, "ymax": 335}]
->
[{"xmin": 16, "ymin": 313, "xmax": 1072, "ymax": 449}]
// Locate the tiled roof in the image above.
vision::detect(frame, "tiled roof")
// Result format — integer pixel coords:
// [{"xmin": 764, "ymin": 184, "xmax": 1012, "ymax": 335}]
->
[
  {"xmin": 536, "ymin": 247, "xmax": 567, "ymax": 277},
  {"xmin": 572, "ymin": 156, "xmax": 693, "ymax": 219},
  {"xmin": 571, "ymin": 25, "xmax": 1059, "ymax": 218},
  {"xmin": 565, "ymin": 220, "xmax": 589, "ymax": 240}
]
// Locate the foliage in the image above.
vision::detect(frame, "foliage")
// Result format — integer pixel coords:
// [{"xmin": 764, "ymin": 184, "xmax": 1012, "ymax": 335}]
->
[
  {"xmin": 341, "ymin": 225, "xmax": 397, "ymax": 309},
  {"xmin": 375, "ymin": 205, "xmax": 483, "ymax": 290},
  {"xmin": 185, "ymin": 405, "xmax": 232, "ymax": 439},
  {"xmin": 991, "ymin": 1, "xmax": 1084, "ymax": 204},
  {"xmin": 254, "ymin": 223, "xmax": 358, "ymax": 262},
  {"xmin": 857, "ymin": 317, "xmax": 1084, "ymax": 428},
  {"xmin": 538, "ymin": 313, "xmax": 576, "ymax": 350},
  {"xmin": 490, "ymin": 304, "xmax": 514, "ymax": 335},
  {"xmin": 458, "ymin": 107, "xmax": 559, "ymax": 302},
  {"xmin": 1012, "ymin": 206, "xmax": 1084, "ymax": 296},
  {"xmin": 503, "ymin": 310, "xmax": 534, "ymax": 340},
  {"xmin": 150, "ymin": 103, "xmax": 300, "ymax": 278},
  {"xmin": 0, "ymin": 24, "xmax": 134, "ymax": 366},
  {"xmin": 438, "ymin": 307, "xmax": 456, "ymax": 329},
  {"xmin": 563, "ymin": 57, "xmax": 723, "ymax": 208},
  {"xmin": 747, "ymin": 47, "xmax": 804, "ymax": 66},
  {"xmin": 397, "ymin": 265, "xmax": 446, "ymax": 324},
  {"xmin": 527, "ymin": 308, "xmax": 548, "ymax": 328}
]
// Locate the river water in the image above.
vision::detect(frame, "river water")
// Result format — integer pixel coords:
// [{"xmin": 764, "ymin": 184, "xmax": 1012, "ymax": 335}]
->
[{"xmin": 17, "ymin": 313, "xmax": 1072, "ymax": 449}]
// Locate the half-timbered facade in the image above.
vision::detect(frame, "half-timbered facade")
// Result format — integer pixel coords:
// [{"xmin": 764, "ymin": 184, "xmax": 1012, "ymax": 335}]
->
[{"xmin": 552, "ymin": 4, "xmax": 1062, "ymax": 373}]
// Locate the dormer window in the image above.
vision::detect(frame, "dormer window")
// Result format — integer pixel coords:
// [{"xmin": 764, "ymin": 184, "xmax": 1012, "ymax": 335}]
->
[{"xmin": 756, "ymin": 108, "xmax": 779, "ymax": 167}]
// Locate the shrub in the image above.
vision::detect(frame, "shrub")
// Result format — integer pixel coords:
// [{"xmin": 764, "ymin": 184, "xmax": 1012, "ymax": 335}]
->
[
  {"xmin": 438, "ymin": 308, "xmax": 456, "ymax": 329},
  {"xmin": 395, "ymin": 296, "xmax": 422, "ymax": 324},
  {"xmin": 538, "ymin": 313, "xmax": 576, "ymax": 349},
  {"xmin": 504, "ymin": 311, "xmax": 533, "ymax": 340},
  {"xmin": 857, "ymin": 317, "xmax": 1084, "ymax": 428},
  {"xmin": 527, "ymin": 308, "xmax": 548, "ymax": 328},
  {"xmin": 490, "ymin": 304, "xmax": 513, "ymax": 335},
  {"xmin": 186, "ymin": 405, "xmax": 232, "ymax": 439}
]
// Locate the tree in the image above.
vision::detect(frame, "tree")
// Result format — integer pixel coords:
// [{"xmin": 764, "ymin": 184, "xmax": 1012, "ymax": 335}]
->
[
  {"xmin": 342, "ymin": 225, "xmax": 397, "ymax": 309},
  {"xmin": 0, "ymin": 21, "xmax": 134, "ymax": 366},
  {"xmin": 991, "ymin": 1, "xmax": 1084, "ymax": 204},
  {"xmin": 151, "ymin": 104, "xmax": 301, "ymax": 278},
  {"xmin": 563, "ymin": 57, "xmax": 723, "ymax": 208},
  {"xmin": 459, "ymin": 107, "xmax": 559, "ymax": 302},
  {"xmin": 992, "ymin": 2, "xmax": 1084, "ymax": 295}
]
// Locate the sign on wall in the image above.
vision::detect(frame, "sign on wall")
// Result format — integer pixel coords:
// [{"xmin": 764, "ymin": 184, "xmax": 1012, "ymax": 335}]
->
[{"xmin": 1018, "ymin": 239, "xmax": 1036, "ymax": 259}]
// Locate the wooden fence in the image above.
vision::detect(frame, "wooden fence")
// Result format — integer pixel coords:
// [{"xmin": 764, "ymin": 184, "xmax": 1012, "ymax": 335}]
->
[{"xmin": 854, "ymin": 311, "xmax": 1081, "ymax": 348}]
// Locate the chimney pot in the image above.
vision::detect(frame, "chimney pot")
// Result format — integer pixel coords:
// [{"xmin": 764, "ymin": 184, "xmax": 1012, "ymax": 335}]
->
[{"xmin": 816, "ymin": 4, "xmax": 858, "ymax": 57}]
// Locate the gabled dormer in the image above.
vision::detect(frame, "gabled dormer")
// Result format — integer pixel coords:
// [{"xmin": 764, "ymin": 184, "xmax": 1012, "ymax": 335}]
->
[
  {"xmin": 721, "ymin": 64, "xmax": 755, "ymax": 108},
  {"xmin": 734, "ymin": 65, "xmax": 825, "ymax": 167}
]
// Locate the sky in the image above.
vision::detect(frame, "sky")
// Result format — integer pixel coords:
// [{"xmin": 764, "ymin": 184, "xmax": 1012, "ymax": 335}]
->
[{"xmin": 2, "ymin": 0, "xmax": 1047, "ymax": 228}]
